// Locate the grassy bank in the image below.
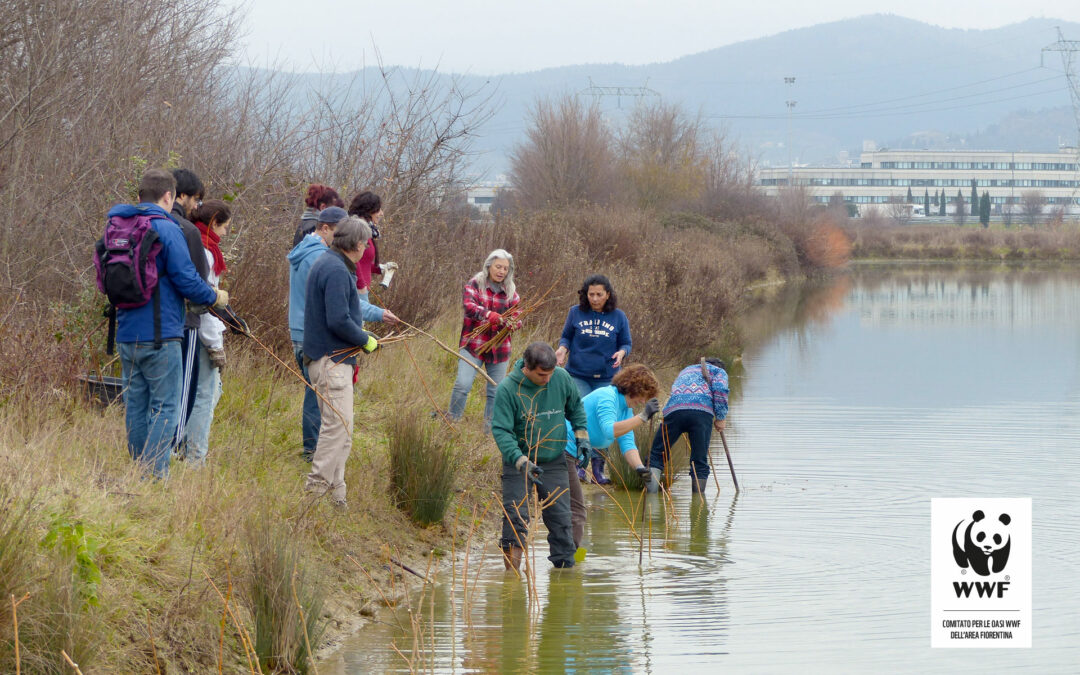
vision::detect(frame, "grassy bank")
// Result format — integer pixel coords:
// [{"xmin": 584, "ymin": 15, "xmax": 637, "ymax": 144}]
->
[{"xmin": 848, "ymin": 222, "xmax": 1080, "ymax": 261}]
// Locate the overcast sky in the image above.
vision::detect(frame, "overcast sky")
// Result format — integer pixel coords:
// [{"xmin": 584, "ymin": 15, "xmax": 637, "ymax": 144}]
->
[{"xmin": 228, "ymin": 1, "xmax": 1080, "ymax": 75}]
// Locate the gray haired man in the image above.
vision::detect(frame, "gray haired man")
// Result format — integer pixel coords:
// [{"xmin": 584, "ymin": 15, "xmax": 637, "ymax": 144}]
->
[{"xmin": 301, "ymin": 216, "xmax": 380, "ymax": 507}]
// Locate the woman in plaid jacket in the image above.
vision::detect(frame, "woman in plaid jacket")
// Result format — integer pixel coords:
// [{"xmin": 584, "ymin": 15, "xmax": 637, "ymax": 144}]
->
[{"xmin": 447, "ymin": 249, "xmax": 520, "ymax": 429}]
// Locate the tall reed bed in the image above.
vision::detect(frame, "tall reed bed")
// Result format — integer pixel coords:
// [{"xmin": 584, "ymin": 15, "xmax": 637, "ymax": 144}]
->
[{"xmin": 605, "ymin": 423, "xmax": 691, "ymax": 491}]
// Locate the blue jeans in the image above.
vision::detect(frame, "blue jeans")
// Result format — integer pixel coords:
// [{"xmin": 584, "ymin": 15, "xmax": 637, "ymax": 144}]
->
[
  {"xmin": 120, "ymin": 341, "xmax": 182, "ymax": 479},
  {"xmin": 571, "ymin": 375, "xmax": 610, "ymax": 401},
  {"xmin": 448, "ymin": 349, "xmax": 508, "ymax": 426},
  {"xmin": 182, "ymin": 342, "xmax": 221, "ymax": 464},
  {"xmin": 649, "ymin": 409, "xmax": 714, "ymax": 481},
  {"xmin": 293, "ymin": 341, "xmax": 321, "ymax": 456}
]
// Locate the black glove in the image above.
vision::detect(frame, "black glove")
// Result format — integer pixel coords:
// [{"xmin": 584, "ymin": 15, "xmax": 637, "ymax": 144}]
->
[
  {"xmin": 515, "ymin": 457, "xmax": 543, "ymax": 481},
  {"xmin": 635, "ymin": 465, "xmax": 652, "ymax": 485},
  {"xmin": 638, "ymin": 398, "xmax": 661, "ymax": 422},
  {"xmin": 576, "ymin": 434, "xmax": 592, "ymax": 465}
]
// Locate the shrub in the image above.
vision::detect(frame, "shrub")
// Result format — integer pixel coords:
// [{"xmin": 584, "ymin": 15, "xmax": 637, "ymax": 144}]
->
[
  {"xmin": 246, "ymin": 524, "xmax": 327, "ymax": 674},
  {"xmin": 387, "ymin": 411, "xmax": 459, "ymax": 525}
]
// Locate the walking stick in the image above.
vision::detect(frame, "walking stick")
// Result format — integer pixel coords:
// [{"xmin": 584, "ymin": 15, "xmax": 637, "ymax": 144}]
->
[{"xmin": 718, "ymin": 430, "xmax": 740, "ymax": 492}]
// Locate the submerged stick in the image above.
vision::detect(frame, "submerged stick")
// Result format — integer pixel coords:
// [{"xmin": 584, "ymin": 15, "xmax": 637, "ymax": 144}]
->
[{"xmin": 719, "ymin": 430, "xmax": 740, "ymax": 492}]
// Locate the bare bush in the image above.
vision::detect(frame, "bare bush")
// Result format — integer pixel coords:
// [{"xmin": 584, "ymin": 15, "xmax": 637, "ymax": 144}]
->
[
  {"xmin": 618, "ymin": 101, "xmax": 706, "ymax": 210},
  {"xmin": 509, "ymin": 95, "xmax": 615, "ymax": 208},
  {"xmin": 1021, "ymin": 190, "xmax": 1046, "ymax": 228}
]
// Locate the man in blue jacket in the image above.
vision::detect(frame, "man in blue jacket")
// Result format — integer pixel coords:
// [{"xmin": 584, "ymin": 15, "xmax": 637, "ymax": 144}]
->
[
  {"xmin": 111, "ymin": 169, "xmax": 226, "ymax": 479},
  {"xmin": 302, "ymin": 216, "xmax": 380, "ymax": 507},
  {"xmin": 288, "ymin": 206, "xmax": 398, "ymax": 462}
]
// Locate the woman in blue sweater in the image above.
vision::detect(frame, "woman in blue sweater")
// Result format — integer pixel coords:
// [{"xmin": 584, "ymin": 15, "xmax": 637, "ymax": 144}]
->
[{"xmin": 556, "ymin": 274, "xmax": 632, "ymax": 484}]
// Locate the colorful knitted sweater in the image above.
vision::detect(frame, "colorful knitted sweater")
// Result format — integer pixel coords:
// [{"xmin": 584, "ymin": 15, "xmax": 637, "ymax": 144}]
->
[{"xmin": 662, "ymin": 363, "xmax": 729, "ymax": 420}]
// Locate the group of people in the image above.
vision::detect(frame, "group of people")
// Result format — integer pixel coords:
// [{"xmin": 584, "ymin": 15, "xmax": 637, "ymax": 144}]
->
[
  {"xmin": 287, "ymin": 185, "xmax": 400, "ymax": 507},
  {"xmin": 104, "ymin": 173, "xmax": 731, "ymax": 570},
  {"xmin": 436, "ymin": 248, "xmax": 730, "ymax": 570},
  {"xmin": 103, "ymin": 169, "xmax": 233, "ymax": 479}
]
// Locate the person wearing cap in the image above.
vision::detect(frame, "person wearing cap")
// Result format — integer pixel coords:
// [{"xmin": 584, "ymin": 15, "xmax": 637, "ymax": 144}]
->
[
  {"xmin": 302, "ymin": 216, "xmax": 381, "ymax": 507},
  {"xmin": 288, "ymin": 206, "xmax": 399, "ymax": 462}
]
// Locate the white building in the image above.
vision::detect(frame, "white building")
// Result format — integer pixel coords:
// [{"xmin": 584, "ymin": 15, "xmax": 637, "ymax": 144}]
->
[{"xmin": 758, "ymin": 148, "xmax": 1080, "ymax": 215}]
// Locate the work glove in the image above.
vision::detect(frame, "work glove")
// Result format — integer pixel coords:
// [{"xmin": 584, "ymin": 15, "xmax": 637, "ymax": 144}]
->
[
  {"xmin": 213, "ymin": 289, "xmax": 230, "ymax": 309},
  {"xmin": 635, "ymin": 465, "xmax": 653, "ymax": 485},
  {"xmin": 207, "ymin": 347, "xmax": 226, "ymax": 370},
  {"xmin": 574, "ymin": 434, "xmax": 591, "ymax": 466},
  {"xmin": 515, "ymin": 456, "xmax": 543, "ymax": 481},
  {"xmin": 378, "ymin": 262, "xmax": 399, "ymax": 274},
  {"xmin": 637, "ymin": 398, "xmax": 661, "ymax": 422},
  {"xmin": 486, "ymin": 311, "xmax": 502, "ymax": 325},
  {"xmin": 360, "ymin": 334, "xmax": 379, "ymax": 353}
]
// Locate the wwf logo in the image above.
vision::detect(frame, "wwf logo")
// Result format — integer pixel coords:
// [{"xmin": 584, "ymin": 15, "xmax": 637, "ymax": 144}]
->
[{"xmin": 951, "ymin": 510, "xmax": 1011, "ymax": 576}]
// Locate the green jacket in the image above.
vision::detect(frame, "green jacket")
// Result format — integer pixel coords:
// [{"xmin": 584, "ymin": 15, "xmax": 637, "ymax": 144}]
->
[{"xmin": 492, "ymin": 359, "xmax": 587, "ymax": 466}]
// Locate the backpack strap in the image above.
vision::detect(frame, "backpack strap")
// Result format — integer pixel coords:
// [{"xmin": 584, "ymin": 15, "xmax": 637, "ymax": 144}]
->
[
  {"xmin": 105, "ymin": 305, "xmax": 117, "ymax": 356},
  {"xmin": 152, "ymin": 285, "xmax": 161, "ymax": 349}
]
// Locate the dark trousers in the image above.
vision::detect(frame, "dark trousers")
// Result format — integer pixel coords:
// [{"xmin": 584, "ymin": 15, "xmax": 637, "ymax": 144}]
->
[
  {"xmin": 649, "ymin": 409, "xmax": 713, "ymax": 482},
  {"xmin": 565, "ymin": 454, "xmax": 586, "ymax": 549},
  {"xmin": 173, "ymin": 327, "xmax": 200, "ymax": 447},
  {"xmin": 501, "ymin": 458, "xmax": 575, "ymax": 568},
  {"xmin": 293, "ymin": 341, "xmax": 321, "ymax": 456}
]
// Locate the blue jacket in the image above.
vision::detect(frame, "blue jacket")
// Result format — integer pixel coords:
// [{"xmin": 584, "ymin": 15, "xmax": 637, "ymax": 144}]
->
[
  {"xmin": 565, "ymin": 385, "xmax": 637, "ymax": 459},
  {"xmin": 558, "ymin": 306, "xmax": 632, "ymax": 382},
  {"xmin": 111, "ymin": 203, "xmax": 217, "ymax": 343},
  {"xmin": 288, "ymin": 234, "xmax": 384, "ymax": 343},
  {"xmin": 302, "ymin": 249, "xmax": 374, "ymax": 365}
]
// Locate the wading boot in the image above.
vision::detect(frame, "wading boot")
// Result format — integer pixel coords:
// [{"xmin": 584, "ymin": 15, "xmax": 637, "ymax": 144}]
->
[
  {"xmin": 646, "ymin": 467, "xmax": 662, "ymax": 494},
  {"xmin": 502, "ymin": 546, "xmax": 523, "ymax": 571},
  {"xmin": 690, "ymin": 475, "xmax": 709, "ymax": 495},
  {"xmin": 591, "ymin": 457, "xmax": 611, "ymax": 485}
]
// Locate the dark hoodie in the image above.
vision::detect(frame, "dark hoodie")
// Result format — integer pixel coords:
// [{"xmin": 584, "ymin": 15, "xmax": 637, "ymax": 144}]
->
[
  {"xmin": 171, "ymin": 200, "xmax": 210, "ymax": 329},
  {"xmin": 491, "ymin": 358, "xmax": 587, "ymax": 467}
]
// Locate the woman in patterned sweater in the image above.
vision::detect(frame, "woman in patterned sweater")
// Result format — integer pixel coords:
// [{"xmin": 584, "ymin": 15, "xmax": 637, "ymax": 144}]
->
[{"xmin": 646, "ymin": 358, "xmax": 729, "ymax": 494}]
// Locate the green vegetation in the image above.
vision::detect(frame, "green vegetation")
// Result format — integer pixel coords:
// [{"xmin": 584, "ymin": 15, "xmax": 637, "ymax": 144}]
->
[{"xmin": 388, "ymin": 410, "xmax": 460, "ymax": 526}]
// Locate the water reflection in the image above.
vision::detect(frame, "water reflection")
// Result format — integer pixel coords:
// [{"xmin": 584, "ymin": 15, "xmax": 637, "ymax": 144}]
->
[{"xmin": 333, "ymin": 264, "xmax": 1080, "ymax": 673}]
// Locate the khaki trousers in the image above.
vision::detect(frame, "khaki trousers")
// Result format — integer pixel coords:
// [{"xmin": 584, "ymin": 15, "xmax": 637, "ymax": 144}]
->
[{"xmin": 305, "ymin": 356, "xmax": 353, "ymax": 502}]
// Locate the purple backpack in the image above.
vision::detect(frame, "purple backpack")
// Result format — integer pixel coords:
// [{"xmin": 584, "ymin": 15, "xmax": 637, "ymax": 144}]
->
[{"xmin": 93, "ymin": 212, "xmax": 163, "ymax": 352}]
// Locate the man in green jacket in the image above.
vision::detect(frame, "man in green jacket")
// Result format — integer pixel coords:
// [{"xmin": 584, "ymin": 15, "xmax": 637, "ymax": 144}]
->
[{"xmin": 492, "ymin": 342, "xmax": 589, "ymax": 570}]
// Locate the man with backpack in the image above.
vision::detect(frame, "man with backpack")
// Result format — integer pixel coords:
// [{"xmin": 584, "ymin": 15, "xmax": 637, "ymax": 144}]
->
[
  {"xmin": 100, "ymin": 169, "xmax": 226, "ymax": 479},
  {"xmin": 170, "ymin": 168, "xmax": 211, "ymax": 449}
]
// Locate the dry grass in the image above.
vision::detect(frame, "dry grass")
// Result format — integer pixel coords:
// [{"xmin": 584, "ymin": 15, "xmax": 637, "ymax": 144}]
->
[{"xmin": 848, "ymin": 222, "xmax": 1080, "ymax": 261}]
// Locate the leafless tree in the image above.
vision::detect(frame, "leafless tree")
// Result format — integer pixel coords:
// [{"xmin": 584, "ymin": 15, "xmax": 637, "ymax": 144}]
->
[
  {"xmin": 618, "ymin": 100, "xmax": 706, "ymax": 210},
  {"xmin": 509, "ymin": 94, "xmax": 615, "ymax": 209},
  {"xmin": 887, "ymin": 197, "xmax": 912, "ymax": 226},
  {"xmin": 1020, "ymin": 190, "xmax": 1046, "ymax": 228}
]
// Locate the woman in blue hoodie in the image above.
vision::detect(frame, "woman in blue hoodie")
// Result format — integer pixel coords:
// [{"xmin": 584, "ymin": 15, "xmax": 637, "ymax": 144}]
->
[{"xmin": 555, "ymin": 274, "xmax": 632, "ymax": 483}]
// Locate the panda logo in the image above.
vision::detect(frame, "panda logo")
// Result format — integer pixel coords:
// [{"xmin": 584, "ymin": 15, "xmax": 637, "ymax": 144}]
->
[{"xmin": 951, "ymin": 510, "xmax": 1011, "ymax": 576}]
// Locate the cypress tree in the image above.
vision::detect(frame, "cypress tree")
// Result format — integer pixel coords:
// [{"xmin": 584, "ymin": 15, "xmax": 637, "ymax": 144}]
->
[
  {"xmin": 939, "ymin": 189, "xmax": 946, "ymax": 216},
  {"xmin": 970, "ymin": 179, "xmax": 978, "ymax": 216},
  {"xmin": 907, "ymin": 186, "xmax": 914, "ymax": 203},
  {"xmin": 924, "ymin": 189, "xmax": 930, "ymax": 215},
  {"xmin": 980, "ymin": 191, "xmax": 991, "ymax": 228}
]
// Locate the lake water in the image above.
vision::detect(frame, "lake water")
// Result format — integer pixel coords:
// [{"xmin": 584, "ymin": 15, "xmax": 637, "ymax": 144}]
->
[{"xmin": 327, "ymin": 264, "xmax": 1080, "ymax": 673}]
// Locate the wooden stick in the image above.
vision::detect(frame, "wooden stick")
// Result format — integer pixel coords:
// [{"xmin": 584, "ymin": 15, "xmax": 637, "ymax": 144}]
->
[
  {"xmin": 146, "ymin": 610, "xmax": 162, "ymax": 675},
  {"xmin": 398, "ymin": 319, "xmax": 496, "ymax": 386},
  {"xmin": 291, "ymin": 569, "xmax": 319, "ymax": 675},
  {"xmin": 705, "ymin": 437, "xmax": 724, "ymax": 497},
  {"xmin": 11, "ymin": 592, "xmax": 29, "ymax": 675},
  {"xmin": 61, "ymin": 650, "xmax": 84, "ymax": 675},
  {"xmin": 719, "ymin": 429, "xmax": 740, "ymax": 492},
  {"xmin": 402, "ymin": 340, "xmax": 457, "ymax": 431}
]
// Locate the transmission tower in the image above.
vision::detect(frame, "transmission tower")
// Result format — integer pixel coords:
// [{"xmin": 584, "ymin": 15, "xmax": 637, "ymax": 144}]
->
[
  {"xmin": 579, "ymin": 78, "xmax": 660, "ymax": 108},
  {"xmin": 1043, "ymin": 27, "xmax": 1080, "ymax": 145},
  {"xmin": 1042, "ymin": 27, "xmax": 1080, "ymax": 215}
]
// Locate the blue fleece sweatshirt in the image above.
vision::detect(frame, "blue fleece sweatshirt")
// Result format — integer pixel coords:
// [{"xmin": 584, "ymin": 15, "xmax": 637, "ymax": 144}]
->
[
  {"xmin": 302, "ymin": 249, "xmax": 374, "ymax": 365},
  {"xmin": 564, "ymin": 385, "xmax": 637, "ymax": 459},
  {"xmin": 288, "ymin": 234, "xmax": 384, "ymax": 343},
  {"xmin": 558, "ymin": 306, "xmax": 632, "ymax": 382},
  {"xmin": 111, "ymin": 203, "xmax": 217, "ymax": 343}
]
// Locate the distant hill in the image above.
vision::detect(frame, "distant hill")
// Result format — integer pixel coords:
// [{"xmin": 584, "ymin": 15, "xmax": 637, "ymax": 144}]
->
[{"xmin": 251, "ymin": 15, "xmax": 1080, "ymax": 176}]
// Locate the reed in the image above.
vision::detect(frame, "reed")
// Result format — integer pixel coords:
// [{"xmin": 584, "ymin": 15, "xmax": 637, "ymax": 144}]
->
[{"xmin": 388, "ymin": 410, "xmax": 460, "ymax": 525}]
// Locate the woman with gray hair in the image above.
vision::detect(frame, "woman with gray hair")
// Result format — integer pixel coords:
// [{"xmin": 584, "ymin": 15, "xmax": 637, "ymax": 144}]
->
[
  {"xmin": 301, "ymin": 215, "xmax": 379, "ymax": 507},
  {"xmin": 446, "ymin": 249, "xmax": 521, "ymax": 430}
]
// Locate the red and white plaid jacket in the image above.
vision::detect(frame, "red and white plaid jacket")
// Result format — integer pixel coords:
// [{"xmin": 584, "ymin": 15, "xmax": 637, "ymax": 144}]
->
[{"xmin": 458, "ymin": 277, "xmax": 519, "ymax": 364}]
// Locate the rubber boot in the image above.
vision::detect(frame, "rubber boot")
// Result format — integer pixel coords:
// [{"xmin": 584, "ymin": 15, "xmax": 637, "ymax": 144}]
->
[
  {"xmin": 502, "ymin": 545, "xmax": 523, "ymax": 571},
  {"xmin": 591, "ymin": 457, "xmax": 611, "ymax": 485},
  {"xmin": 690, "ymin": 475, "xmax": 709, "ymax": 495},
  {"xmin": 646, "ymin": 467, "xmax": 662, "ymax": 494}
]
